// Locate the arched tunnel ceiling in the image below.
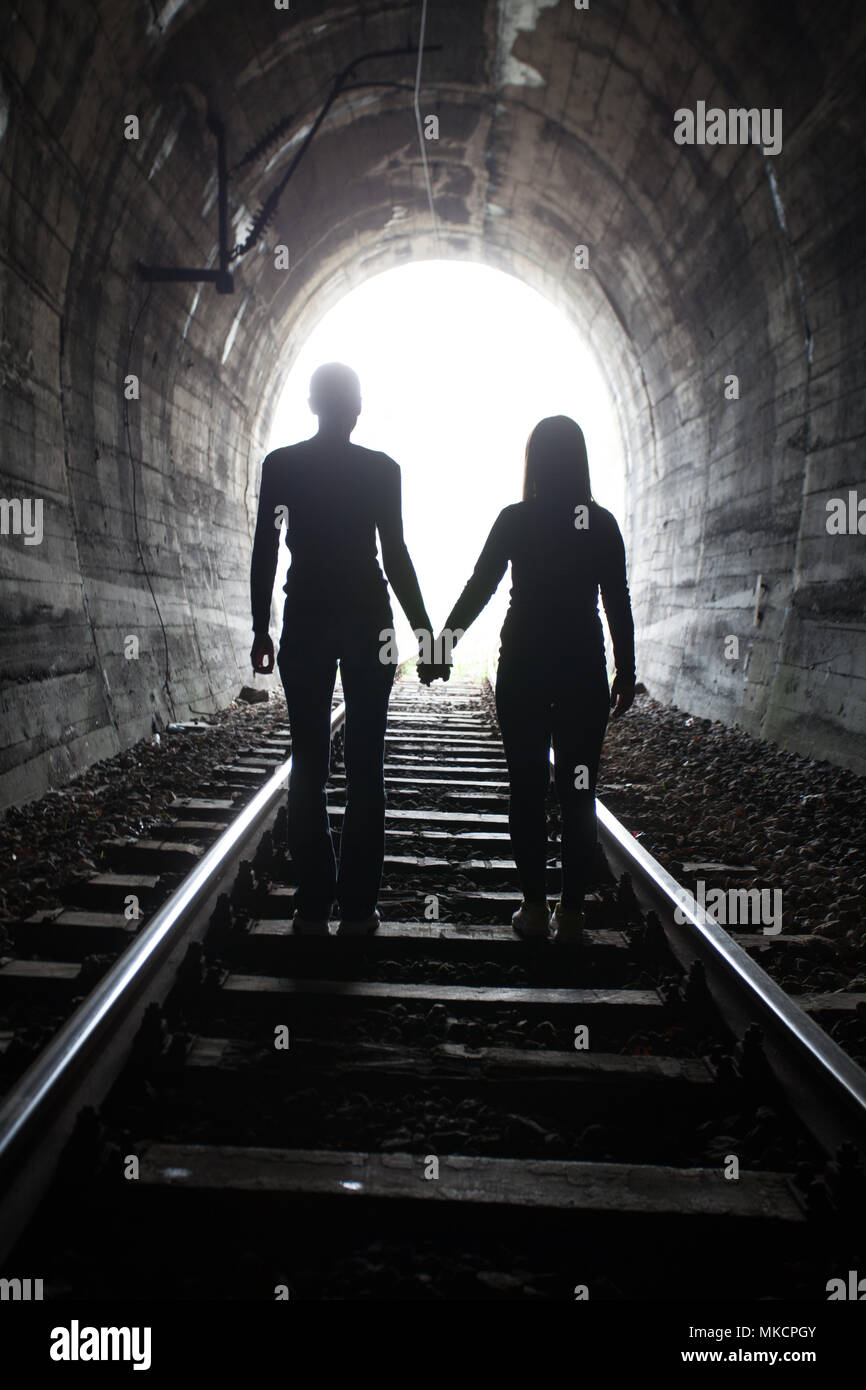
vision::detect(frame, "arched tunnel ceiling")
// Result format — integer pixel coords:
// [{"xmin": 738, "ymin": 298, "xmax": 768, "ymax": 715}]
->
[{"xmin": 0, "ymin": 0, "xmax": 864, "ymax": 807}]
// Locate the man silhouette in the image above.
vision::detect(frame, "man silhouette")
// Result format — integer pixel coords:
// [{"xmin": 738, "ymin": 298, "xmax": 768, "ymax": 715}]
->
[{"xmin": 250, "ymin": 363, "xmax": 436, "ymax": 935}]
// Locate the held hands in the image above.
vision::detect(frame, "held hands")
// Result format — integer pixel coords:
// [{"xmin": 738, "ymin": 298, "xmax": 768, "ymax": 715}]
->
[
  {"xmin": 610, "ymin": 672, "xmax": 635, "ymax": 719},
  {"xmin": 251, "ymin": 634, "xmax": 275, "ymax": 675},
  {"xmin": 418, "ymin": 659, "xmax": 452, "ymax": 685},
  {"xmin": 416, "ymin": 628, "xmax": 452, "ymax": 685}
]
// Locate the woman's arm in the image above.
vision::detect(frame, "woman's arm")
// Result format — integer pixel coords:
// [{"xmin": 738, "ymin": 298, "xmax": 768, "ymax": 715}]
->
[
  {"xmin": 439, "ymin": 507, "xmax": 513, "ymax": 651},
  {"xmin": 598, "ymin": 513, "xmax": 636, "ymax": 716}
]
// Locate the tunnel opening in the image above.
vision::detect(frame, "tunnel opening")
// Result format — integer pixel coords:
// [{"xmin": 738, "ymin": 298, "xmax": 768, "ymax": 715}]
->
[{"xmin": 261, "ymin": 258, "xmax": 627, "ymax": 672}]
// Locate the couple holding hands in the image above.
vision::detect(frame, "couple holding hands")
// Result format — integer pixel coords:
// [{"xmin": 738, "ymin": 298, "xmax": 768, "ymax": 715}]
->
[{"xmin": 250, "ymin": 363, "xmax": 635, "ymax": 940}]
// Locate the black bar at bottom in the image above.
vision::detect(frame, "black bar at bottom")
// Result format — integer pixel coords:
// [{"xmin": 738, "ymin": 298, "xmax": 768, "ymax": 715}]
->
[{"xmin": 0, "ymin": 1298, "xmax": 860, "ymax": 1373}]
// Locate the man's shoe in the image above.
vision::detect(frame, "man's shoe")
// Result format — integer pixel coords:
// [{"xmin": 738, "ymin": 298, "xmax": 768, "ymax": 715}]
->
[
  {"xmin": 291, "ymin": 911, "xmax": 330, "ymax": 935},
  {"xmin": 552, "ymin": 903, "xmax": 585, "ymax": 945},
  {"xmin": 337, "ymin": 909, "xmax": 381, "ymax": 937},
  {"xmin": 511, "ymin": 901, "xmax": 551, "ymax": 939}
]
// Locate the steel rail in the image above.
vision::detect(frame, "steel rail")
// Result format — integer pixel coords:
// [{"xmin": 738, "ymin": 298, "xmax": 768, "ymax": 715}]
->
[
  {"xmin": 481, "ymin": 651, "xmax": 866, "ymax": 1154},
  {"xmin": 3, "ymin": 666, "xmax": 863, "ymax": 1262},
  {"xmin": 0, "ymin": 697, "xmax": 351, "ymax": 1259},
  {"xmin": 595, "ymin": 799, "xmax": 866, "ymax": 1156}
]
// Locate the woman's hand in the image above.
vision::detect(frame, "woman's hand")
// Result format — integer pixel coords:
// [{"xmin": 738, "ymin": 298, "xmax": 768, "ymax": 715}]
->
[
  {"xmin": 416, "ymin": 628, "xmax": 452, "ymax": 684},
  {"xmin": 610, "ymin": 672, "xmax": 635, "ymax": 719},
  {"xmin": 251, "ymin": 634, "xmax": 275, "ymax": 674},
  {"xmin": 418, "ymin": 659, "xmax": 452, "ymax": 685}
]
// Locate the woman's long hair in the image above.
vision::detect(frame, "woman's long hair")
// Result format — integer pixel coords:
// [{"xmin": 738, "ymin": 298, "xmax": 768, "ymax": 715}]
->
[{"xmin": 522, "ymin": 415, "xmax": 592, "ymax": 506}]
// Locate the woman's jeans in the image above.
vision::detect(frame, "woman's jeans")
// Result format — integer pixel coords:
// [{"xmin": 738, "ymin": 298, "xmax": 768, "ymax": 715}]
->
[
  {"xmin": 278, "ymin": 602, "xmax": 396, "ymax": 920},
  {"xmin": 495, "ymin": 647, "xmax": 610, "ymax": 910}
]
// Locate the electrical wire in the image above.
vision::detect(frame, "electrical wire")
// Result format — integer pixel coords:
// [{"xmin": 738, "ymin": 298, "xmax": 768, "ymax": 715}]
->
[
  {"xmin": 229, "ymin": 42, "xmax": 439, "ymax": 262},
  {"xmin": 413, "ymin": 0, "xmax": 440, "ymax": 250}
]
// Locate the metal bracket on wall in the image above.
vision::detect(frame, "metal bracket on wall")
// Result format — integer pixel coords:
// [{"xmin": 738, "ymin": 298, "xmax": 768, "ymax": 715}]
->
[
  {"xmin": 137, "ymin": 114, "xmax": 234, "ymax": 294},
  {"xmin": 135, "ymin": 42, "xmax": 443, "ymax": 295},
  {"xmin": 753, "ymin": 574, "xmax": 767, "ymax": 626}
]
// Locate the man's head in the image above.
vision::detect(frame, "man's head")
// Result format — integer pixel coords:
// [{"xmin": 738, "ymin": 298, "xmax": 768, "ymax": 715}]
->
[{"xmin": 309, "ymin": 362, "xmax": 362, "ymax": 437}]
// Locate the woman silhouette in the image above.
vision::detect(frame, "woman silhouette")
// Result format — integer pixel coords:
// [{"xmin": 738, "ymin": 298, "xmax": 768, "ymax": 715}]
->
[{"xmin": 437, "ymin": 416, "xmax": 635, "ymax": 942}]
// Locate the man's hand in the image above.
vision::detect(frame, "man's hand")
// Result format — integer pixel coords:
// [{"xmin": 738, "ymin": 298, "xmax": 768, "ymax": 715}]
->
[
  {"xmin": 418, "ymin": 659, "xmax": 452, "ymax": 686},
  {"xmin": 414, "ymin": 627, "xmax": 452, "ymax": 684},
  {"xmin": 251, "ymin": 634, "xmax": 275, "ymax": 675},
  {"xmin": 610, "ymin": 673, "xmax": 635, "ymax": 719}
]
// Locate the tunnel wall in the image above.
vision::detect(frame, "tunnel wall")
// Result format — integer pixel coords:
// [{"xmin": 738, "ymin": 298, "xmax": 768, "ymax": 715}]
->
[
  {"xmin": 0, "ymin": 3, "xmax": 265, "ymax": 807},
  {"xmin": 1, "ymin": 0, "xmax": 864, "ymax": 810}
]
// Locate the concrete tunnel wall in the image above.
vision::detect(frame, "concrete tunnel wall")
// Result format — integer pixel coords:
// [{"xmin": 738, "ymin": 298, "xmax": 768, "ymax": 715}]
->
[{"xmin": 1, "ymin": 0, "xmax": 864, "ymax": 810}]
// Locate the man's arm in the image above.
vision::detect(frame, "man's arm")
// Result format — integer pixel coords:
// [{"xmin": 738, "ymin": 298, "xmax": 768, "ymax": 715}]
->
[
  {"xmin": 249, "ymin": 452, "xmax": 281, "ymax": 673},
  {"xmin": 377, "ymin": 460, "xmax": 433, "ymax": 635}
]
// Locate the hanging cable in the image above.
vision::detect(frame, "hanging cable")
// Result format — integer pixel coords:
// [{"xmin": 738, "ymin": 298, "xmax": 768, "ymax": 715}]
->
[
  {"xmin": 413, "ymin": 0, "xmax": 440, "ymax": 250},
  {"xmin": 228, "ymin": 44, "xmax": 441, "ymax": 263},
  {"xmin": 122, "ymin": 282, "xmax": 177, "ymax": 722}
]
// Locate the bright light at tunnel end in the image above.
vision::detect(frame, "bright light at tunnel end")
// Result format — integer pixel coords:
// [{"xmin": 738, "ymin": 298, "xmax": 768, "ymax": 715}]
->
[{"xmin": 267, "ymin": 261, "xmax": 626, "ymax": 663}]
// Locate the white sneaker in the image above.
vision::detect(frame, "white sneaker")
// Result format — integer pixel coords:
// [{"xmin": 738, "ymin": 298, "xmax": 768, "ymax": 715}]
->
[
  {"xmin": 551, "ymin": 903, "xmax": 585, "ymax": 945},
  {"xmin": 337, "ymin": 909, "xmax": 381, "ymax": 937},
  {"xmin": 511, "ymin": 901, "xmax": 551, "ymax": 939},
  {"xmin": 291, "ymin": 911, "xmax": 330, "ymax": 935}
]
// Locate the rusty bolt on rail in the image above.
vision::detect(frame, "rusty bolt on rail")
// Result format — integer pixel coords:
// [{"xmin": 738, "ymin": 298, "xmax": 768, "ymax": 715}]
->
[
  {"xmin": 625, "ymin": 908, "xmax": 667, "ymax": 962},
  {"xmin": 231, "ymin": 859, "xmax": 258, "ymax": 910},
  {"xmin": 129, "ymin": 1002, "xmax": 168, "ymax": 1068},
  {"xmin": 736, "ymin": 1022, "xmax": 775, "ymax": 1094},
  {"xmin": 206, "ymin": 892, "xmax": 236, "ymax": 952},
  {"xmin": 55, "ymin": 1106, "xmax": 120, "ymax": 1191}
]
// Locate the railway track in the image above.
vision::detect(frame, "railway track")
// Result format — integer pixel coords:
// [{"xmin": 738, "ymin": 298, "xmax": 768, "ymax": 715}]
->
[{"xmin": 1, "ymin": 675, "xmax": 865, "ymax": 1301}]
